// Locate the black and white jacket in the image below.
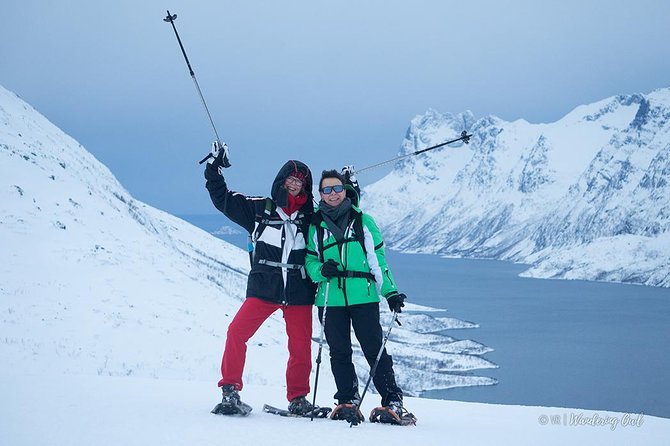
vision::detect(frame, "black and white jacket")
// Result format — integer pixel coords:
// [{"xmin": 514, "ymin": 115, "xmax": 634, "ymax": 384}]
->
[{"xmin": 205, "ymin": 161, "xmax": 316, "ymax": 306}]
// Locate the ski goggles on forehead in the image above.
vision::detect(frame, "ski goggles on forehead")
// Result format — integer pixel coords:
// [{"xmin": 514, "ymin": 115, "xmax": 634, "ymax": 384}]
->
[{"xmin": 320, "ymin": 185, "xmax": 345, "ymax": 194}]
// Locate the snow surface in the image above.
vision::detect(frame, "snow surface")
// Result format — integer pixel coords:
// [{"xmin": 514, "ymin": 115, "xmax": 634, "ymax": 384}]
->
[{"xmin": 2, "ymin": 374, "xmax": 668, "ymax": 446}]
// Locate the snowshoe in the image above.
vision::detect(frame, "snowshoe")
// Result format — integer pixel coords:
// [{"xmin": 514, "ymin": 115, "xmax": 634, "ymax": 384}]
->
[
  {"xmin": 287, "ymin": 396, "xmax": 331, "ymax": 418},
  {"xmin": 330, "ymin": 403, "xmax": 365, "ymax": 425},
  {"xmin": 369, "ymin": 402, "xmax": 417, "ymax": 426},
  {"xmin": 263, "ymin": 404, "xmax": 331, "ymax": 418},
  {"xmin": 211, "ymin": 385, "xmax": 253, "ymax": 416}
]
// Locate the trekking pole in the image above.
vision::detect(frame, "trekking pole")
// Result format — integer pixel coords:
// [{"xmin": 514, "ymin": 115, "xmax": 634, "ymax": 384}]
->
[
  {"xmin": 350, "ymin": 310, "xmax": 401, "ymax": 428},
  {"xmin": 163, "ymin": 11, "xmax": 231, "ymax": 167},
  {"xmin": 355, "ymin": 130, "xmax": 472, "ymax": 175},
  {"xmin": 310, "ymin": 281, "xmax": 330, "ymax": 421}
]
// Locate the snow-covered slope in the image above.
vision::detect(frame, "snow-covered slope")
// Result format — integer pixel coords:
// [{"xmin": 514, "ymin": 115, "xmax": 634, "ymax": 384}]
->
[
  {"xmin": 364, "ymin": 89, "xmax": 670, "ymax": 287},
  {"xmin": 0, "ymin": 84, "xmax": 251, "ymax": 381},
  {"xmin": 0, "ymin": 84, "xmax": 494, "ymax": 397},
  {"xmin": 3, "ymin": 375, "xmax": 669, "ymax": 446}
]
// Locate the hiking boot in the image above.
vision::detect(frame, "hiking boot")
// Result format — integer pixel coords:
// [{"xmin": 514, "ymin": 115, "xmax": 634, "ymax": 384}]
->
[
  {"xmin": 388, "ymin": 400, "xmax": 404, "ymax": 417},
  {"xmin": 211, "ymin": 384, "xmax": 252, "ymax": 416},
  {"xmin": 288, "ymin": 396, "xmax": 315, "ymax": 416},
  {"xmin": 221, "ymin": 384, "xmax": 240, "ymax": 405}
]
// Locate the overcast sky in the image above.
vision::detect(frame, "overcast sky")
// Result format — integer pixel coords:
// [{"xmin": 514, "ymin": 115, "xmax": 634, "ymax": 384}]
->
[{"xmin": 2, "ymin": 1, "xmax": 669, "ymax": 215}]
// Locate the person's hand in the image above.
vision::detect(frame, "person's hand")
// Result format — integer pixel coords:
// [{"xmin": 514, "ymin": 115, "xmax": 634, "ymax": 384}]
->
[
  {"xmin": 386, "ymin": 292, "xmax": 406, "ymax": 313},
  {"xmin": 321, "ymin": 259, "xmax": 341, "ymax": 278},
  {"xmin": 208, "ymin": 141, "xmax": 230, "ymax": 169},
  {"xmin": 341, "ymin": 165, "xmax": 357, "ymax": 183}
]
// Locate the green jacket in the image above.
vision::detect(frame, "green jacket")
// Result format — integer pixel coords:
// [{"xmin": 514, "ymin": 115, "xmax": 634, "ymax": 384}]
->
[{"xmin": 305, "ymin": 205, "xmax": 398, "ymax": 307}]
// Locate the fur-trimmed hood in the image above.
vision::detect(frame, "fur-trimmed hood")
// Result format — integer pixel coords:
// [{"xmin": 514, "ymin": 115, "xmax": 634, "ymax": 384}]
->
[{"xmin": 271, "ymin": 160, "xmax": 314, "ymax": 212}]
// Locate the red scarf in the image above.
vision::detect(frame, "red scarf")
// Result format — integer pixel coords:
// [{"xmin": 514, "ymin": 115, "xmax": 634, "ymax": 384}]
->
[{"xmin": 283, "ymin": 192, "xmax": 307, "ymax": 215}]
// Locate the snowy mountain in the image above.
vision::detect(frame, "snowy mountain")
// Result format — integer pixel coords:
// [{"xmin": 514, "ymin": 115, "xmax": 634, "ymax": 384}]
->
[
  {"xmin": 0, "ymin": 84, "xmax": 495, "ymax": 399},
  {"xmin": 364, "ymin": 89, "xmax": 670, "ymax": 287}
]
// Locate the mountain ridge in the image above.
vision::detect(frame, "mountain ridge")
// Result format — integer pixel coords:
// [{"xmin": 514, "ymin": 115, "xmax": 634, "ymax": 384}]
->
[{"xmin": 364, "ymin": 88, "xmax": 670, "ymax": 287}]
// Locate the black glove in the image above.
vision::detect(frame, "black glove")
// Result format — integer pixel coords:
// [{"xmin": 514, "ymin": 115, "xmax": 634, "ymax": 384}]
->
[
  {"xmin": 386, "ymin": 292, "xmax": 406, "ymax": 313},
  {"xmin": 321, "ymin": 259, "xmax": 341, "ymax": 278}
]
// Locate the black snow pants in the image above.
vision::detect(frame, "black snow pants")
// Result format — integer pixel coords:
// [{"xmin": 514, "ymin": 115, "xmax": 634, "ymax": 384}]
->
[{"xmin": 318, "ymin": 302, "xmax": 403, "ymax": 406}]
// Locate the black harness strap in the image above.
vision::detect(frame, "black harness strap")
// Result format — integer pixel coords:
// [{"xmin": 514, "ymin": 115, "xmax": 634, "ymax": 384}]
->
[
  {"xmin": 341, "ymin": 270, "xmax": 376, "ymax": 281},
  {"xmin": 314, "ymin": 211, "xmax": 374, "ymax": 283},
  {"xmin": 247, "ymin": 198, "xmax": 274, "ymax": 265}
]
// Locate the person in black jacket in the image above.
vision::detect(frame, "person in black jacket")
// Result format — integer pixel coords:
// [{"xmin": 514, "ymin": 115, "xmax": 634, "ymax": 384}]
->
[{"xmin": 205, "ymin": 143, "xmax": 317, "ymax": 416}]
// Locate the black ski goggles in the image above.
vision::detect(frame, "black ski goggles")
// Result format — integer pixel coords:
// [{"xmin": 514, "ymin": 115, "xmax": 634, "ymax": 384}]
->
[{"xmin": 320, "ymin": 185, "xmax": 345, "ymax": 194}]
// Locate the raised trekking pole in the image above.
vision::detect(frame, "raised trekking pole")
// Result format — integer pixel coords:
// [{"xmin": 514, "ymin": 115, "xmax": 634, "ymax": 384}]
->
[
  {"xmin": 355, "ymin": 130, "xmax": 472, "ymax": 175},
  {"xmin": 350, "ymin": 310, "xmax": 401, "ymax": 428},
  {"xmin": 311, "ymin": 281, "xmax": 330, "ymax": 421},
  {"xmin": 163, "ymin": 10, "xmax": 231, "ymax": 167}
]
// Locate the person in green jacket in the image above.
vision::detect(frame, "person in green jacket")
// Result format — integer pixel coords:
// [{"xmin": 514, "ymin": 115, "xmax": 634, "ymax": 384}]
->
[{"xmin": 305, "ymin": 169, "xmax": 413, "ymax": 425}]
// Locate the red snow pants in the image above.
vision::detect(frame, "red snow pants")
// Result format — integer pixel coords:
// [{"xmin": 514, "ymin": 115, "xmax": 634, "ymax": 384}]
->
[{"xmin": 218, "ymin": 297, "xmax": 313, "ymax": 402}]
